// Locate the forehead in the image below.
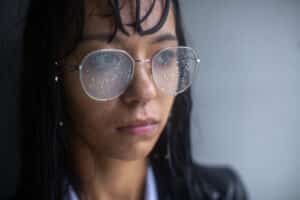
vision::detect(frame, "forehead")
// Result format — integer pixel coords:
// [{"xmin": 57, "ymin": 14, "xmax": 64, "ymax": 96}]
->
[{"xmin": 83, "ymin": 0, "xmax": 176, "ymax": 39}]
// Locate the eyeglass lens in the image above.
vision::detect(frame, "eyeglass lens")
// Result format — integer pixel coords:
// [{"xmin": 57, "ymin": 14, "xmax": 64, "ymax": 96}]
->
[{"xmin": 79, "ymin": 47, "xmax": 198, "ymax": 101}]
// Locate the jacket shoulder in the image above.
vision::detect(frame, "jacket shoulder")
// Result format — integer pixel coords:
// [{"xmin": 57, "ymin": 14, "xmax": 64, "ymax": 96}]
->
[
  {"xmin": 192, "ymin": 162, "xmax": 248, "ymax": 200},
  {"xmin": 5, "ymin": 196, "xmax": 16, "ymax": 200}
]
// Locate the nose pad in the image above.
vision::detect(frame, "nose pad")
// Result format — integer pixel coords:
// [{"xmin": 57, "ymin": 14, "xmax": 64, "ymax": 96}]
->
[{"xmin": 121, "ymin": 61, "xmax": 158, "ymax": 105}]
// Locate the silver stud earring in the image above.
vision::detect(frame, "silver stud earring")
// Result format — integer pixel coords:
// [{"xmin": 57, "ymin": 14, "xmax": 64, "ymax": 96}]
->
[
  {"xmin": 54, "ymin": 61, "xmax": 60, "ymax": 83},
  {"xmin": 58, "ymin": 121, "xmax": 64, "ymax": 127},
  {"xmin": 54, "ymin": 76, "xmax": 59, "ymax": 82}
]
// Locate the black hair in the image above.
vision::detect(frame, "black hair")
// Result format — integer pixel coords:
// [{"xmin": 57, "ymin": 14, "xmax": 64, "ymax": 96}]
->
[{"xmin": 17, "ymin": 0, "xmax": 196, "ymax": 199}]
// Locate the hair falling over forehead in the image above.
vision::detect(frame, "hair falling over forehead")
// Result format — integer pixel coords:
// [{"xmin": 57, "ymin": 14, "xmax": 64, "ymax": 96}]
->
[{"xmin": 99, "ymin": 0, "xmax": 171, "ymax": 41}]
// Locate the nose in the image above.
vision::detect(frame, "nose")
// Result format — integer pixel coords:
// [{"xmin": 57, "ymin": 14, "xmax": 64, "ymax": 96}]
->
[{"xmin": 121, "ymin": 61, "xmax": 158, "ymax": 105}]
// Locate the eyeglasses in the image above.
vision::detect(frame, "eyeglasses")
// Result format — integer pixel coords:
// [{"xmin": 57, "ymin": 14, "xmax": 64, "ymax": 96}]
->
[{"xmin": 55, "ymin": 46, "xmax": 200, "ymax": 101}]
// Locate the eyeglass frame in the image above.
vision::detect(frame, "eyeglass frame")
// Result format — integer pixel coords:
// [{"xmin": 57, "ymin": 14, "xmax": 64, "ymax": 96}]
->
[{"xmin": 54, "ymin": 46, "xmax": 200, "ymax": 101}]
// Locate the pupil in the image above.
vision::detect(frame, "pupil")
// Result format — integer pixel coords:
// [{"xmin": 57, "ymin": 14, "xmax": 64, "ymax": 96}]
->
[
  {"xmin": 158, "ymin": 50, "xmax": 175, "ymax": 65},
  {"xmin": 102, "ymin": 54, "xmax": 114, "ymax": 64},
  {"xmin": 94, "ymin": 52, "xmax": 121, "ymax": 66}
]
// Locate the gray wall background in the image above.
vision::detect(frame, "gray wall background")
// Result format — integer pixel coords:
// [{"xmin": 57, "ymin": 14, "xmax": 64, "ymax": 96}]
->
[
  {"xmin": 184, "ymin": 1, "xmax": 300, "ymax": 200},
  {"xmin": 0, "ymin": 0, "xmax": 299, "ymax": 199}
]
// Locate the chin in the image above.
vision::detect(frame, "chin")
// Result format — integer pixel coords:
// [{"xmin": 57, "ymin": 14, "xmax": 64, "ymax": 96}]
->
[{"xmin": 108, "ymin": 144, "xmax": 154, "ymax": 161}]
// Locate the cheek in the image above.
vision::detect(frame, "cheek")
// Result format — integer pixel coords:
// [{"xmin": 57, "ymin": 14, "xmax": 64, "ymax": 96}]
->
[
  {"xmin": 62, "ymin": 71, "xmax": 175, "ymax": 160},
  {"xmin": 63, "ymin": 81, "xmax": 120, "ymax": 157},
  {"xmin": 156, "ymin": 95, "xmax": 175, "ymax": 129},
  {"xmin": 62, "ymin": 72, "xmax": 116, "ymax": 134}
]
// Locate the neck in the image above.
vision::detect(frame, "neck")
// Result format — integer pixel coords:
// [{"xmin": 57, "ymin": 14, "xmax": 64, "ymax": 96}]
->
[{"xmin": 70, "ymin": 136, "xmax": 148, "ymax": 200}]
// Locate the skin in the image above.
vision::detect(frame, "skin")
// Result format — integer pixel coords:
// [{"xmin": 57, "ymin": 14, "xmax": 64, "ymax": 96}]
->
[{"xmin": 62, "ymin": 0, "xmax": 178, "ymax": 199}]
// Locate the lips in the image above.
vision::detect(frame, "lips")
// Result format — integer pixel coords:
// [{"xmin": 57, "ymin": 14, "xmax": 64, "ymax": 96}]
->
[
  {"xmin": 119, "ymin": 119, "xmax": 158, "ymax": 128},
  {"xmin": 116, "ymin": 119, "xmax": 159, "ymax": 135}
]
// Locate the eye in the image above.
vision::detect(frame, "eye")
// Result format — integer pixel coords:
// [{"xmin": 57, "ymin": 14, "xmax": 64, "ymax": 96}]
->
[
  {"xmin": 96, "ymin": 52, "xmax": 121, "ymax": 66},
  {"xmin": 156, "ymin": 49, "xmax": 176, "ymax": 66}
]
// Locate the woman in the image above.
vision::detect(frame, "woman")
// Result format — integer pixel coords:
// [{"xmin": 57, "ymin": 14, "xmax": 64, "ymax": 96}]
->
[{"xmin": 16, "ymin": 0, "xmax": 247, "ymax": 199}]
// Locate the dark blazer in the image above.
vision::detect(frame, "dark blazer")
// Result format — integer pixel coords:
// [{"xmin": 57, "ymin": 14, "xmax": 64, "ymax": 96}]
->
[
  {"xmin": 9, "ymin": 162, "xmax": 247, "ymax": 200},
  {"xmin": 152, "ymin": 160, "xmax": 248, "ymax": 200}
]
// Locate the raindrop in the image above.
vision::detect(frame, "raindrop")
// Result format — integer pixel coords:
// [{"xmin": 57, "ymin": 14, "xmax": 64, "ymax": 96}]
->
[{"xmin": 162, "ymin": 74, "xmax": 168, "ymax": 80}]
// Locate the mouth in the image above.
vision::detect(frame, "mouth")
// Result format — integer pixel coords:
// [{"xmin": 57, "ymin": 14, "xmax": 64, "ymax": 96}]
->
[{"xmin": 116, "ymin": 119, "xmax": 159, "ymax": 136}]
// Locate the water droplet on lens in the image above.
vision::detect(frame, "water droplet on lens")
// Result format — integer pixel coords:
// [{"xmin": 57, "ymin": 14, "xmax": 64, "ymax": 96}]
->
[{"xmin": 161, "ymin": 74, "xmax": 168, "ymax": 80}]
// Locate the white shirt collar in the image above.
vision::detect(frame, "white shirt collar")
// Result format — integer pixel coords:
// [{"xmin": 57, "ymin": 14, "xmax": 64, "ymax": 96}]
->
[
  {"xmin": 66, "ymin": 164, "xmax": 158, "ymax": 200},
  {"xmin": 145, "ymin": 164, "xmax": 158, "ymax": 200}
]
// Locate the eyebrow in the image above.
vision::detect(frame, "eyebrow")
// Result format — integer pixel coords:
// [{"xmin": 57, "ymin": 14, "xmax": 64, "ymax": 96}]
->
[
  {"xmin": 151, "ymin": 33, "xmax": 177, "ymax": 44},
  {"xmin": 81, "ymin": 32, "xmax": 177, "ymax": 44}
]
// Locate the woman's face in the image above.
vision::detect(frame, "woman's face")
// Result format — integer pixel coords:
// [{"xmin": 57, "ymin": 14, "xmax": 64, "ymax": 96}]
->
[{"xmin": 63, "ymin": 0, "xmax": 177, "ymax": 160}]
